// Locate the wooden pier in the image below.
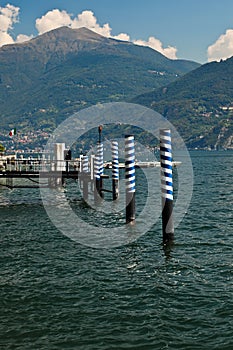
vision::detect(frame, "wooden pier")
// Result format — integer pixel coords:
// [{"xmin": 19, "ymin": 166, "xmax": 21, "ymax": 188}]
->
[
  {"xmin": 0, "ymin": 156, "xmax": 181, "ymax": 190},
  {"xmin": 0, "ymin": 157, "xmax": 110, "ymax": 189}
]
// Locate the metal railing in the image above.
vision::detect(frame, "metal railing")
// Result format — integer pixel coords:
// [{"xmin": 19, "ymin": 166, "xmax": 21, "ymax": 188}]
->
[{"xmin": 0, "ymin": 158, "xmax": 79, "ymax": 173}]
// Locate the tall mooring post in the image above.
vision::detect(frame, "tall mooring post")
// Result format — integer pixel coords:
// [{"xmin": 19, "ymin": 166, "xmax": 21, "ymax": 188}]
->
[
  {"xmin": 64, "ymin": 149, "xmax": 71, "ymax": 172},
  {"xmin": 90, "ymin": 155, "xmax": 95, "ymax": 192},
  {"xmin": 94, "ymin": 153, "xmax": 101, "ymax": 202},
  {"xmin": 95, "ymin": 142, "xmax": 104, "ymax": 199},
  {"xmin": 111, "ymin": 140, "xmax": 119, "ymax": 200},
  {"xmin": 54, "ymin": 143, "xmax": 66, "ymax": 186},
  {"xmin": 160, "ymin": 129, "xmax": 174, "ymax": 244},
  {"xmin": 125, "ymin": 135, "xmax": 136, "ymax": 224},
  {"xmin": 54, "ymin": 143, "xmax": 66, "ymax": 171},
  {"xmin": 81, "ymin": 155, "xmax": 89, "ymax": 201},
  {"xmin": 98, "ymin": 125, "xmax": 104, "ymax": 199}
]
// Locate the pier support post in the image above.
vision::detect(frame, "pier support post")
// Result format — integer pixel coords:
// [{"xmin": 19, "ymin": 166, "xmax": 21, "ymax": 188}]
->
[
  {"xmin": 64, "ymin": 149, "xmax": 71, "ymax": 172},
  {"xmin": 111, "ymin": 141, "xmax": 119, "ymax": 200},
  {"xmin": 54, "ymin": 143, "xmax": 66, "ymax": 186},
  {"xmin": 125, "ymin": 135, "xmax": 136, "ymax": 224},
  {"xmin": 160, "ymin": 129, "xmax": 174, "ymax": 244},
  {"xmin": 54, "ymin": 143, "xmax": 66, "ymax": 171}
]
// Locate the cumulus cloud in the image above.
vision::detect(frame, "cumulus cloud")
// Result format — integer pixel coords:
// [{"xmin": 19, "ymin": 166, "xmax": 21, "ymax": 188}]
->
[
  {"xmin": 134, "ymin": 36, "xmax": 177, "ymax": 59},
  {"xmin": 72, "ymin": 10, "xmax": 112, "ymax": 37},
  {"xmin": 112, "ymin": 33, "xmax": 130, "ymax": 41},
  {"xmin": 0, "ymin": 3, "xmax": 19, "ymax": 46},
  {"xmin": 16, "ymin": 34, "xmax": 33, "ymax": 43},
  {"xmin": 35, "ymin": 9, "xmax": 72, "ymax": 34},
  {"xmin": 0, "ymin": 31, "xmax": 14, "ymax": 46},
  {"xmin": 0, "ymin": 4, "xmax": 33, "ymax": 46},
  {"xmin": 0, "ymin": 3, "xmax": 19, "ymax": 31},
  {"xmin": 207, "ymin": 29, "xmax": 233, "ymax": 62}
]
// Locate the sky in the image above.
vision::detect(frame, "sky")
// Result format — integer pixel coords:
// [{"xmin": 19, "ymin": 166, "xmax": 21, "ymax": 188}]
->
[{"xmin": 1, "ymin": 0, "xmax": 233, "ymax": 63}]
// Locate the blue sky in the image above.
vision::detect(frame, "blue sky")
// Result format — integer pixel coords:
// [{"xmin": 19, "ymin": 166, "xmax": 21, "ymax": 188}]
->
[{"xmin": 1, "ymin": 0, "xmax": 233, "ymax": 63}]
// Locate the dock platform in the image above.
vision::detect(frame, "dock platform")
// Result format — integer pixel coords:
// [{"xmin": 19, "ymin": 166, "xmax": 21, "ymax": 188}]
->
[{"xmin": 0, "ymin": 157, "xmax": 181, "ymax": 189}]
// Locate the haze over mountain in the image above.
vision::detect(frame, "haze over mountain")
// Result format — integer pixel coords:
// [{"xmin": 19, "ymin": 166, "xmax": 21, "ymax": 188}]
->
[
  {"xmin": 133, "ymin": 57, "xmax": 233, "ymax": 149},
  {"xmin": 0, "ymin": 26, "xmax": 199, "ymax": 134}
]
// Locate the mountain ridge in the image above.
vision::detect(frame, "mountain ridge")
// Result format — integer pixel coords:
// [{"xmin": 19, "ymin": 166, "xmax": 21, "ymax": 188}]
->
[{"xmin": 0, "ymin": 26, "xmax": 200, "ymax": 135}]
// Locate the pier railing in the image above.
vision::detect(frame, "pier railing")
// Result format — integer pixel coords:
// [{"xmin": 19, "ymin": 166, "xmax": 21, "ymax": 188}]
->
[{"xmin": 0, "ymin": 158, "xmax": 79, "ymax": 173}]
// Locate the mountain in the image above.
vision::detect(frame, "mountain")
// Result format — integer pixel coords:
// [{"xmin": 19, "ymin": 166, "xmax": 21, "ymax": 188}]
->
[
  {"xmin": 133, "ymin": 57, "xmax": 233, "ymax": 149},
  {"xmin": 0, "ymin": 26, "xmax": 199, "ymax": 134}
]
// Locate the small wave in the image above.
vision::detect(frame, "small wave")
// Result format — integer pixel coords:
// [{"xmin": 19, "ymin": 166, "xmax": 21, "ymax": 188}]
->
[{"xmin": 0, "ymin": 195, "xmax": 11, "ymax": 206}]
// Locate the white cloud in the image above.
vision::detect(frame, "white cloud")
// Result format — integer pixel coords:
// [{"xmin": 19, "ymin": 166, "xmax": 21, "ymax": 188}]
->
[
  {"xmin": 207, "ymin": 29, "xmax": 233, "ymax": 62},
  {"xmin": 35, "ymin": 9, "xmax": 72, "ymax": 34},
  {"xmin": 112, "ymin": 33, "xmax": 130, "ymax": 41},
  {"xmin": 0, "ymin": 4, "xmax": 19, "ymax": 46},
  {"xmin": 16, "ymin": 34, "xmax": 33, "ymax": 43},
  {"xmin": 0, "ymin": 31, "xmax": 14, "ymax": 46},
  {"xmin": 72, "ymin": 10, "xmax": 130, "ymax": 41},
  {"xmin": 0, "ymin": 4, "xmax": 32, "ymax": 46},
  {"xmin": 72, "ymin": 10, "xmax": 112, "ymax": 37},
  {"xmin": 133, "ymin": 36, "xmax": 177, "ymax": 59},
  {"xmin": 0, "ymin": 3, "xmax": 19, "ymax": 31}
]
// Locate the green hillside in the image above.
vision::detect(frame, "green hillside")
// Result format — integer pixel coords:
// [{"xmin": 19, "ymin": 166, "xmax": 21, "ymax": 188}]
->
[
  {"xmin": 133, "ymin": 58, "xmax": 233, "ymax": 149},
  {"xmin": 0, "ymin": 26, "xmax": 199, "ymax": 134}
]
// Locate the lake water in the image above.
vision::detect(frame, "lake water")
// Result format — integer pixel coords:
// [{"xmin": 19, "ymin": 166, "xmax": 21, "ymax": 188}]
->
[{"xmin": 0, "ymin": 151, "xmax": 232, "ymax": 349}]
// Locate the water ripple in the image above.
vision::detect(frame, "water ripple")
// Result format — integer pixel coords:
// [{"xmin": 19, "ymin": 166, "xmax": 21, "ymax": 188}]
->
[{"xmin": 0, "ymin": 151, "xmax": 233, "ymax": 349}]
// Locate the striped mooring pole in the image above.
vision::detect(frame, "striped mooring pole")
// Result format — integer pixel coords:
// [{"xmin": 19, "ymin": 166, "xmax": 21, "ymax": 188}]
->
[
  {"xmin": 111, "ymin": 141, "xmax": 119, "ymax": 200},
  {"xmin": 160, "ymin": 129, "xmax": 174, "ymax": 244},
  {"xmin": 98, "ymin": 125, "xmax": 104, "ymax": 199},
  {"xmin": 82, "ymin": 155, "xmax": 89, "ymax": 173},
  {"xmin": 125, "ymin": 135, "xmax": 136, "ymax": 224},
  {"xmin": 90, "ymin": 155, "xmax": 95, "ymax": 192},
  {"xmin": 94, "ymin": 152, "xmax": 101, "ymax": 202},
  {"xmin": 94, "ymin": 141, "xmax": 104, "ymax": 202},
  {"xmin": 81, "ymin": 155, "xmax": 89, "ymax": 201},
  {"xmin": 98, "ymin": 142, "xmax": 104, "ymax": 198}
]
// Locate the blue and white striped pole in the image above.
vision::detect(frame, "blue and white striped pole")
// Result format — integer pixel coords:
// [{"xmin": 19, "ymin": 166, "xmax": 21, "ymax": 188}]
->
[
  {"xmin": 111, "ymin": 141, "xmax": 119, "ymax": 200},
  {"xmin": 82, "ymin": 155, "xmax": 89, "ymax": 201},
  {"xmin": 98, "ymin": 142, "xmax": 104, "ymax": 199},
  {"xmin": 125, "ymin": 135, "xmax": 136, "ymax": 224},
  {"xmin": 90, "ymin": 155, "xmax": 95, "ymax": 180},
  {"xmin": 99, "ymin": 142, "xmax": 104, "ymax": 174},
  {"xmin": 97, "ymin": 125, "xmax": 104, "ymax": 199},
  {"xmin": 82, "ymin": 155, "xmax": 89, "ymax": 173},
  {"xmin": 94, "ymin": 152, "xmax": 101, "ymax": 202},
  {"xmin": 160, "ymin": 129, "xmax": 174, "ymax": 243}
]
